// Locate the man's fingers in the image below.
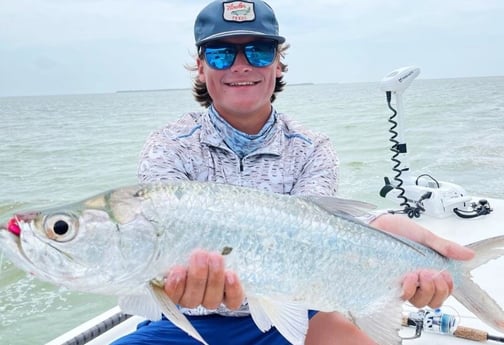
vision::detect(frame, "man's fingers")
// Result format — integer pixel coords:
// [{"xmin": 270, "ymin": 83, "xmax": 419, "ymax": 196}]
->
[
  {"xmin": 408, "ymin": 271, "xmax": 434, "ymax": 307},
  {"xmin": 179, "ymin": 250, "xmax": 210, "ymax": 308},
  {"xmin": 407, "ymin": 270, "xmax": 452, "ymax": 308},
  {"xmin": 223, "ymin": 271, "xmax": 245, "ymax": 310},
  {"xmin": 201, "ymin": 252, "xmax": 226, "ymax": 309},
  {"xmin": 401, "ymin": 272, "xmax": 419, "ymax": 301},
  {"xmin": 164, "ymin": 266, "xmax": 187, "ymax": 304},
  {"xmin": 427, "ymin": 271, "xmax": 452, "ymax": 308}
]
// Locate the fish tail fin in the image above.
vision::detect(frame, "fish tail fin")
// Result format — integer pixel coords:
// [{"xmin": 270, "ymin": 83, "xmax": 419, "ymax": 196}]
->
[{"xmin": 453, "ymin": 235, "xmax": 504, "ymax": 332}]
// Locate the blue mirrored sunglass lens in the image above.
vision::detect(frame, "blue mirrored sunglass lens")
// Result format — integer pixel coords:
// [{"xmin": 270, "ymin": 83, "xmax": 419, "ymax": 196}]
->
[
  {"xmin": 204, "ymin": 41, "xmax": 277, "ymax": 70},
  {"xmin": 204, "ymin": 47, "xmax": 236, "ymax": 70},
  {"xmin": 243, "ymin": 43, "xmax": 276, "ymax": 67}
]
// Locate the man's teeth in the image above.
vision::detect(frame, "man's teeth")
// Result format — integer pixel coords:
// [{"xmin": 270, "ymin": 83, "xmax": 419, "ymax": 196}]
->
[{"xmin": 229, "ymin": 82, "xmax": 256, "ymax": 86}]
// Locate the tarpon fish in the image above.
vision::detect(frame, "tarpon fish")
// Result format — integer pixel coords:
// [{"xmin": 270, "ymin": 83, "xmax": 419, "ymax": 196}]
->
[
  {"xmin": 231, "ymin": 7, "xmax": 251, "ymax": 16},
  {"xmin": 1, "ymin": 181, "xmax": 504, "ymax": 345}
]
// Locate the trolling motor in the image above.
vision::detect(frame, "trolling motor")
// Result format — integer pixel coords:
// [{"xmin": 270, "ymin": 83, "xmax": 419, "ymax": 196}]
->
[{"xmin": 379, "ymin": 66, "xmax": 492, "ymax": 219}]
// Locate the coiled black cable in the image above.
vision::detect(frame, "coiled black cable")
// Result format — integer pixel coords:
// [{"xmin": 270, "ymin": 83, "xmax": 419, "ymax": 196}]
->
[{"xmin": 386, "ymin": 92, "xmax": 411, "ymax": 210}]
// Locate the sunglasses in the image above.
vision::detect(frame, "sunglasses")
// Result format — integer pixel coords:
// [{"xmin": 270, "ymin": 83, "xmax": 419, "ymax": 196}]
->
[{"xmin": 202, "ymin": 40, "xmax": 278, "ymax": 70}]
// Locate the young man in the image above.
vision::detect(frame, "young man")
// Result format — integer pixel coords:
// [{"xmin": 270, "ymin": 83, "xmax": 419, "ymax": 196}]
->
[{"xmin": 114, "ymin": 1, "xmax": 473, "ymax": 344}]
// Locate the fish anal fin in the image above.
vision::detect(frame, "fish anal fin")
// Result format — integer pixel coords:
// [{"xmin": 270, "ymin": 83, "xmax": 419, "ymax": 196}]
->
[
  {"xmin": 353, "ymin": 300, "xmax": 403, "ymax": 345},
  {"xmin": 248, "ymin": 295, "xmax": 308, "ymax": 345},
  {"xmin": 148, "ymin": 282, "xmax": 209, "ymax": 345},
  {"xmin": 247, "ymin": 296, "xmax": 273, "ymax": 332}
]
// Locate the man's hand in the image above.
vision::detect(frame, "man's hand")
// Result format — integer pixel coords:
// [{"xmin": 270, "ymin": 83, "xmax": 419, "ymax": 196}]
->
[
  {"xmin": 401, "ymin": 269, "xmax": 453, "ymax": 307},
  {"xmin": 370, "ymin": 213, "xmax": 475, "ymax": 308},
  {"xmin": 163, "ymin": 249, "xmax": 244, "ymax": 310}
]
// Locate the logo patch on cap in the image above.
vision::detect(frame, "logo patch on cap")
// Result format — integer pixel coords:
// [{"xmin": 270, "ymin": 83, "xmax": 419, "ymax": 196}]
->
[{"xmin": 223, "ymin": 1, "xmax": 255, "ymax": 22}]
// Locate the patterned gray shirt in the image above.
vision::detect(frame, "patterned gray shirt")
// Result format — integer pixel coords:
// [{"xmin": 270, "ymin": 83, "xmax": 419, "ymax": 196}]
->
[{"xmin": 137, "ymin": 109, "xmax": 340, "ymax": 316}]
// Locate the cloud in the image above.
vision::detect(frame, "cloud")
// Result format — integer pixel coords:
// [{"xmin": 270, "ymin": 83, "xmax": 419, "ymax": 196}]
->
[
  {"xmin": 1, "ymin": 0, "xmax": 197, "ymax": 46},
  {"xmin": 0, "ymin": 0, "xmax": 503, "ymax": 96}
]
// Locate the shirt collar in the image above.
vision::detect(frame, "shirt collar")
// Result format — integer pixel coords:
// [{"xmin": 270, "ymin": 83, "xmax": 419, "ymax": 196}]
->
[{"xmin": 200, "ymin": 106, "xmax": 284, "ymax": 157}]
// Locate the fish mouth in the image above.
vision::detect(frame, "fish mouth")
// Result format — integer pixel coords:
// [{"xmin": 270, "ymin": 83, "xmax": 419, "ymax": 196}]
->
[
  {"xmin": 0, "ymin": 217, "xmax": 27, "ymax": 261},
  {"xmin": 0, "ymin": 218, "xmax": 21, "ymax": 242},
  {"xmin": 0, "ymin": 221, "xmax": 36, "ymax": 273},
  {"xmin": 5, "ymin": 217, "xmax": 21, "ymax": 236},
  {"xmin": 2, "ymin": 212, "xmax": 41, "ymax": 238}
]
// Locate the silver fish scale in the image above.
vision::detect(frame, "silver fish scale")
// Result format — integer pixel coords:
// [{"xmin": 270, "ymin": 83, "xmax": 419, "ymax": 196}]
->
[{"xmin": 134, "ymin": 182, "xmax": 461, "ymax": 315}]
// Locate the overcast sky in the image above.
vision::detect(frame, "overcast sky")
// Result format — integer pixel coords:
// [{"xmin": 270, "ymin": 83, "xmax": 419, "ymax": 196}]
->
[{"xmin": 1, "ymin": 0, "xmax": 503, "ymax": 97}]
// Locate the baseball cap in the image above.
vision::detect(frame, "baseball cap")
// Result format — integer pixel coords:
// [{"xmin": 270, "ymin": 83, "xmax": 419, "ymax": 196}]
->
[{"xmin": 194, "ymin": 0, "xmax": 286, "ymax": 47}]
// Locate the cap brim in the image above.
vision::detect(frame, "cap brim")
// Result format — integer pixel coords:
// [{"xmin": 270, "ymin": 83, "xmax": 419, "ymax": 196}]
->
[{"xmin": 197, "ymin": 30, "xmax": 285, "ymax": 46}]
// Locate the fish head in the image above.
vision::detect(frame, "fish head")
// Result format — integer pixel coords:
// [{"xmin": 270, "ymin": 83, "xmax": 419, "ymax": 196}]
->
[{"xmin": 0, "ymin": 188, "xmax": 161, "ymax": 294}]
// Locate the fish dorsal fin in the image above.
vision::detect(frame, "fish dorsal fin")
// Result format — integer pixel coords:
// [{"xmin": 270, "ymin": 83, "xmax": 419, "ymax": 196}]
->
[
  {"xmin": 352, "ymin": 297, "xmax": 403, "ymax": 345},
  {"xmin": 303, "ymin": 195, "xmax": 376, "ymax": 218},
  {"xmin": 118, "ymin": 293, "xmax": 162, "ymax": 321},
  {"xmin": 148, "ymin": 283, "xmax": 209, "ymax": 345},
  {"xmin": 248, "ymin": 294, "xmax": 308, "ymax": 345}
]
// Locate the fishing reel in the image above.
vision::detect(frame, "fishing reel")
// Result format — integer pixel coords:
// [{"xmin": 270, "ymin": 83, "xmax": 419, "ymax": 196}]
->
[
  {"xmin": 402, "ymin": 308, "xmax": 504, "ymax": 342},
  {"xmin": 378, "ymin": 66, "xmax": 492, "ymax": 219}
]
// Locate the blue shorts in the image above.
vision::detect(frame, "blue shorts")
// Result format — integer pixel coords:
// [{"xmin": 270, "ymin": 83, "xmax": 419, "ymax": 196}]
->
[{"xmin": 111, "ymin": 311, "xmax": 318, "ymax": 345}]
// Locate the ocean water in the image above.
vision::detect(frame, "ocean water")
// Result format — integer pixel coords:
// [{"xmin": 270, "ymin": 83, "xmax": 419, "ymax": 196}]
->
[{"xmin": 0, "ymin": 77, "xmax": 503, "ymax": 343}]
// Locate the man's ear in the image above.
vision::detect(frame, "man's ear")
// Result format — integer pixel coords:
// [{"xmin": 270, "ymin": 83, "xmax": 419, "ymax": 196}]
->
[
  {"xmin": 275, "ymin": 60, "xmax": 282, "ymax": 78},
  {"xmin": 197, "ymin": 58, "xmax": 206, "ymax": 83}
]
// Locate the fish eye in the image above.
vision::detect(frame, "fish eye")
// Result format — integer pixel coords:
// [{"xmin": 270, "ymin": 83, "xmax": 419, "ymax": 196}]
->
[
  {"xmin": 53, "ymin": 220, "xmax": 69, "ymax": 235},
  {"xmin": 43, "ymin": 214, "xmax": 78, "ymax": 242}
]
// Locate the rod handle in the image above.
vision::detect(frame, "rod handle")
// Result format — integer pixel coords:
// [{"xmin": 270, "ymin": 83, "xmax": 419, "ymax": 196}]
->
[{"xmin": 453, "ymin": 326, "xmax": 488, "ymax": 342}]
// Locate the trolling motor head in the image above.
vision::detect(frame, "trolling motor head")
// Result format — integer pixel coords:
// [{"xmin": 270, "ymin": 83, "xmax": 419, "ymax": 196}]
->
[{"xmin": 380, "ymin": 66, "xmax": 421, "ymax": 94}]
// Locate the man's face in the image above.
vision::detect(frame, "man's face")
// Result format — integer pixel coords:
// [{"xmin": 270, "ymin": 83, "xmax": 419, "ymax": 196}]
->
[{"xmin": 197, "ymin": 36, "xmax": 282, "ymax": 126}]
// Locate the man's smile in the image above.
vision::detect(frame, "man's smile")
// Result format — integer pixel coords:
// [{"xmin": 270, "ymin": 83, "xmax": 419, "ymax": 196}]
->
[{"xmin": 225, "ymin": 81, "xmax": 260, "ymax": 87}]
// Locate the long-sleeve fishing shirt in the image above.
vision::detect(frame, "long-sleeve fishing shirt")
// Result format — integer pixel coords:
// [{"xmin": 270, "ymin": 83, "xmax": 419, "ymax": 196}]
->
[
  {"xmin": 138, "ymin": 109, "xmax": 339, "ymax": 196},
  {"xmin": 137, "ymin": 107, "xmax": 340, "ymax": 316}
]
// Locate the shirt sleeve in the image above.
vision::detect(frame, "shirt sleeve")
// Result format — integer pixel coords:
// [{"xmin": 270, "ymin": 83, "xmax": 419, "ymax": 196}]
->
[
  {"xmin": 289, "ymin": 135, "xmax": 339, "ymax": 197},
  {"xmin": 137, "ymin": 129, "xmax": 191, "ymax": 183}
]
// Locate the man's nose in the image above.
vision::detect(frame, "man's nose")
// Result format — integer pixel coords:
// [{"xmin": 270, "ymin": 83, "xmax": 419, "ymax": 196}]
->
[{"xmin": 231, "ymin": 51, "xmax": 252, "ymax": 70}]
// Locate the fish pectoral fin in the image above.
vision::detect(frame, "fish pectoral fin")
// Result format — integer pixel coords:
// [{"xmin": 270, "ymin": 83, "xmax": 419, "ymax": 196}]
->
[
  {"xmin": 352, "ymin": 300, "xmax": 403, "ymax": 345},
  {"xmin": 148, "ymin": 282, "xmax": 209, "ymax": 345},
  {"xmin": 248, "ymin": 295, "xmax": 309, "ymax": 345},
  {"xmin": 118, "ymin": 294, "xmax": 162, "ymax": 321}
]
